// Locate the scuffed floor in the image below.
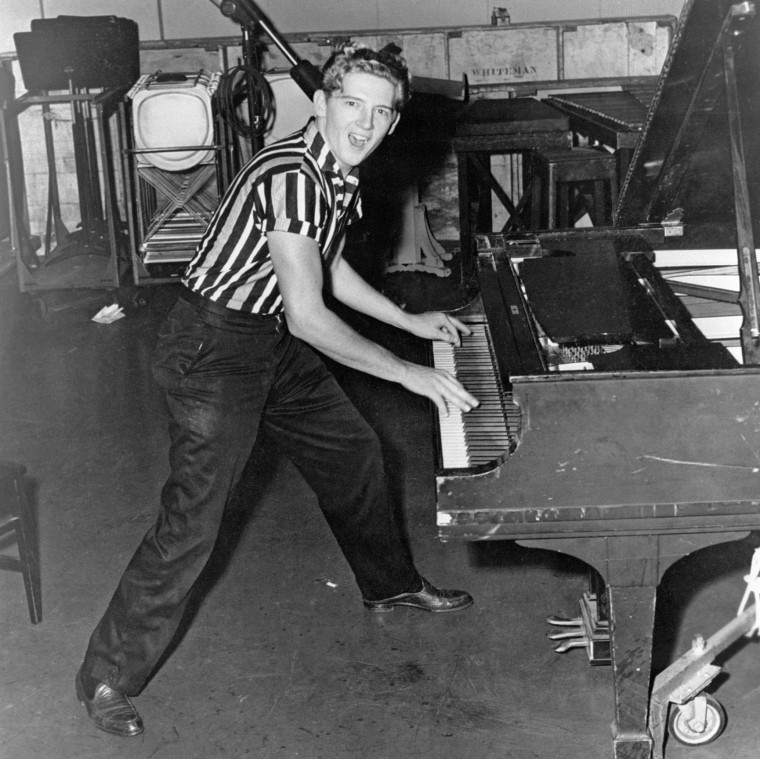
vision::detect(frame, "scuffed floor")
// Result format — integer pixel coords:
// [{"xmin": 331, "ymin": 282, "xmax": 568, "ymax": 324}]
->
[{"xmin": 1, "ymin": 267, "xmax": 759, "ymax": 759}]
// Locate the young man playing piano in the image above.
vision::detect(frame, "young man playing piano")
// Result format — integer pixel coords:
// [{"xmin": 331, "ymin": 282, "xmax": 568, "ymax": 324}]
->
[{"xmin": 75, "ymin": 45, "xmax": 479, "ymax": 737}]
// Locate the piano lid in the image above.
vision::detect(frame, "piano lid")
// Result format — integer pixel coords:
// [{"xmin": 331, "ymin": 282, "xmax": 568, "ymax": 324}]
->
[{"xmin": 615, "ymin": 0, "xmax": 760, "ymax": 230}]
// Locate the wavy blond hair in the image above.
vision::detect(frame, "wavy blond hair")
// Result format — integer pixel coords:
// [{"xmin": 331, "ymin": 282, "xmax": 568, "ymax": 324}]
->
[{"xmin": 320, "ymin": 44, "xmax": 412, "ymax": 112}]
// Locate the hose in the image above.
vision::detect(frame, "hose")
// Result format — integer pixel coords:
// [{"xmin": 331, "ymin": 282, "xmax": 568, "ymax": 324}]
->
[{"xmin": 216, "ymin": 64, "xmax": 274, "ymax": 139}]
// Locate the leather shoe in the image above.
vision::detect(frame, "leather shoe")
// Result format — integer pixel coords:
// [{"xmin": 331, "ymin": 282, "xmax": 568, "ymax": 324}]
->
[
  {"xmin": 75, "ymin": 668, "xmax": 144, "ymax": 737},
  {"xmin": 363, "ymin": 577, "xmax": 473, "ymax": 613}
]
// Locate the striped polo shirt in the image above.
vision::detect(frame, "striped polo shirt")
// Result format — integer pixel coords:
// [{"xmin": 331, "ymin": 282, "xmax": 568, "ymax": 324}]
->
[{"xmin": 182, "ymin": 119, "xmax": 362, "ymax": 315}]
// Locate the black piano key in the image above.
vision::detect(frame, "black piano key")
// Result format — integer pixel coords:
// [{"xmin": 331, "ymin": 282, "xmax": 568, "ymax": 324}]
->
[{"xmin": 432, "ymin": 318, "xmax": 515, "ymax": 468}]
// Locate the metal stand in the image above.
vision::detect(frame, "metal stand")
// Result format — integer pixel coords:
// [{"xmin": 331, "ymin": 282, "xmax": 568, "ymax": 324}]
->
[
  {"xmin": 218, "ymin": 0, "xmax": 322, "ymax": 98},
  {"xmin": 1, "ymin": 87, "xmax": 128, "ymax": 296},
  {"xmin": 648, "ymin": 546, "xmax": 760, "ymax": 758}
]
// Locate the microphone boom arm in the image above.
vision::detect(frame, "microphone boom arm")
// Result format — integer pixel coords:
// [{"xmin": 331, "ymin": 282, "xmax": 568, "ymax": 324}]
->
[{"xmin": 218, "ymin": 0, "xmax": 322, "ymax": 97}]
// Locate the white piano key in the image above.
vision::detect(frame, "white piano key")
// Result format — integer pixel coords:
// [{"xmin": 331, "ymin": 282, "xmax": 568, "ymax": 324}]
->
[{"xmin": 432, "ymin": 318, "xmax": 512, "ymax": 469}]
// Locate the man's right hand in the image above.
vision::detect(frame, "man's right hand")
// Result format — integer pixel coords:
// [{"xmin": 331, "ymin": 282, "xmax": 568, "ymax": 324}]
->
[
  {"xmin": 399, "ymin": 362, "xmax": 479, "ymax": 416},
  {"xmin": 268, "ymin": 231, "xmax": 480, "ymax": 414}
]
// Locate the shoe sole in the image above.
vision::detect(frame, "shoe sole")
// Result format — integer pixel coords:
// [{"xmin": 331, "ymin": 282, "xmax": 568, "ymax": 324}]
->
[{"xmin": 364, "ymin": 598, "xmax": 474, "ymax": 613}]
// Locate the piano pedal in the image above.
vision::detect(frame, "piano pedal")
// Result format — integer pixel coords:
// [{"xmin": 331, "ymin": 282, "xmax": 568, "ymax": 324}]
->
[
  {"xmin": 554, "ymin": 637, "xmax": 590, "ymax": 654},
  {"xmin": 547, "ymin": 614, "xmax": 583, "ymax": 627},
  {"xmin": 547, "ymin": 617, "xmax": 588, "ymax": 654},
  {"xmin": 548, "ymin": 629, "xmax": 584, "ymax": 641},
  {"xmin": 546, "ymin": 595, "xmax": 612, "ymax": 665}
]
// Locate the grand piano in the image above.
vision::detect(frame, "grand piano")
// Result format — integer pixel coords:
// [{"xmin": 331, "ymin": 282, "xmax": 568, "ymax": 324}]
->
[{"xmin": 432, "ymin": 2, "xmax": 760, "ymax": 757}]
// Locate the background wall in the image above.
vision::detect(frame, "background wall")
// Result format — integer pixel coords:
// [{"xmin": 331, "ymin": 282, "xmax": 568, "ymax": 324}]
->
[
  {"xmin": 0, "ymin": 0, "xmax": 685, "ymax": 259},
  {"xmin": 2, "ymin": 0, "xmax": 687, "ymax": 55}
]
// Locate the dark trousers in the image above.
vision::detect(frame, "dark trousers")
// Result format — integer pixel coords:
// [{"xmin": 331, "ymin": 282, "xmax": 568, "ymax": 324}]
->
[{"xmin": 81, "ymin": 295, "xmax": 419, "ymax": 695}]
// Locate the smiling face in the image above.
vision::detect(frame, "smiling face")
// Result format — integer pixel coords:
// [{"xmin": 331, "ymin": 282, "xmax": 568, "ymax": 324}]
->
[{"xmin": 313, "ymin": 72, "xmax": 401, "ymax": 174}]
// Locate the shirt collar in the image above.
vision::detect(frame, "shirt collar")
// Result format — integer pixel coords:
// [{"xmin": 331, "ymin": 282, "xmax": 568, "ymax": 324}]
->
[{"xmin": 303, "ymin": 119, "xmax": 360, "ymax": 188}]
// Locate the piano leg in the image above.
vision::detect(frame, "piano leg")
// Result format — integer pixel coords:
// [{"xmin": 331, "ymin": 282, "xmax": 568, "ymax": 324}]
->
[{"xmin": 607, "ymin": 583, "xmax": 657, "ymax": 759}]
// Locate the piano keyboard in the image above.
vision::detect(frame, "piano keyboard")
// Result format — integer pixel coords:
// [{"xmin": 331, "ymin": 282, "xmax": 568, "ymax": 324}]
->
[{"xmin": 432, "ymin": 318, "xmax": 514, "ymax": 469}]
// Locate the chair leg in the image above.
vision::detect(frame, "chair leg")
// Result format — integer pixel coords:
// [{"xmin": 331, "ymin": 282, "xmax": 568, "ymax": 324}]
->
[
  {"xmin": 530, "ymin": 173, "xmax": 542, "ymax": 230},
  {"xmin": 12, "ymin": 474, "xmax": 42, "ymax": 624},
  {"xmin": 557, "ymin": 183, "xmax": 569, "ymax": 229},
  {"xmin": 593, "ymin": 179, "xmax": 606, "ymax": 225},
  {"xmin": 609, "ymin": 173, "xmax": 619, "ymax": 221},
  {"xmin": 546, "ymin": 167, "xmax": 558, "ymax": 229}
]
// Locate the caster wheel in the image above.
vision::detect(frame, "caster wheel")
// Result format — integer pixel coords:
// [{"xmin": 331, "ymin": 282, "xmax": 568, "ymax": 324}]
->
[{"xmin": 668, "ymin": 694, "xmax": 727, "ymax": 746}]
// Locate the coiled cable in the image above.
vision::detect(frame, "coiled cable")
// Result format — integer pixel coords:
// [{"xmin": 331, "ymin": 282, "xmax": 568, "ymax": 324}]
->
[{"xmin": 216, "ymin": 64, "xmax": 274, "ymax": 139}]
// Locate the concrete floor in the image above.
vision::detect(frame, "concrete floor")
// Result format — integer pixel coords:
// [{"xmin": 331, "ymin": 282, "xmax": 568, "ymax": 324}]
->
[{"xmin": 2, "ymin": 263, "xmax": 760, "ymax": 759}]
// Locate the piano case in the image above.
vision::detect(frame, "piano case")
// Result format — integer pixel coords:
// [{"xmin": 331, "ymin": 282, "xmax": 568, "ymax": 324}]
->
[{"xmin": 434, "ymin": 2, "xmax": 760, "ymax": 758}]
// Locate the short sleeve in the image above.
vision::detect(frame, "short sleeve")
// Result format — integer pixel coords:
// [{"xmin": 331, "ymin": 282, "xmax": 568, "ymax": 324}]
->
[{"xmin": 259, "ymin": 169, "xmax": 326, "ymax": 241}]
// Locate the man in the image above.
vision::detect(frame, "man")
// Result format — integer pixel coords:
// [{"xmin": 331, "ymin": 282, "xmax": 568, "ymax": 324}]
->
[{"xmin": 76, "ymin": 45, "xmax": 479, "ymax": 737}]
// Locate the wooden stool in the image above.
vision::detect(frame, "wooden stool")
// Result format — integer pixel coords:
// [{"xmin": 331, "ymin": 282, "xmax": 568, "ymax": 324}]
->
[
  {"xmin": 454, "ymin": 98, "xmax": 570, "ymax": 265},
  {"xmin": 530, "ymin": 147, "xmax": 619, "ymax": 229},
  {"xmin": 0, "ymin": 462, "xmax": 41, "ymax": 623}
]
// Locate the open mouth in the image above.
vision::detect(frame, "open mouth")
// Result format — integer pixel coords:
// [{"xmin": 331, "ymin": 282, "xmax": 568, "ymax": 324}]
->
[{"xmin": 348, "ymin": 133, "xmax": 369, "ymax": 148}]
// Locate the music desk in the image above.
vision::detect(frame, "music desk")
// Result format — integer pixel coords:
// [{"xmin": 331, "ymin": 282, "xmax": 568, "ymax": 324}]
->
[{"xmin": 453, "ymin": 97, "xmax": 570, "ymax": 266}]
